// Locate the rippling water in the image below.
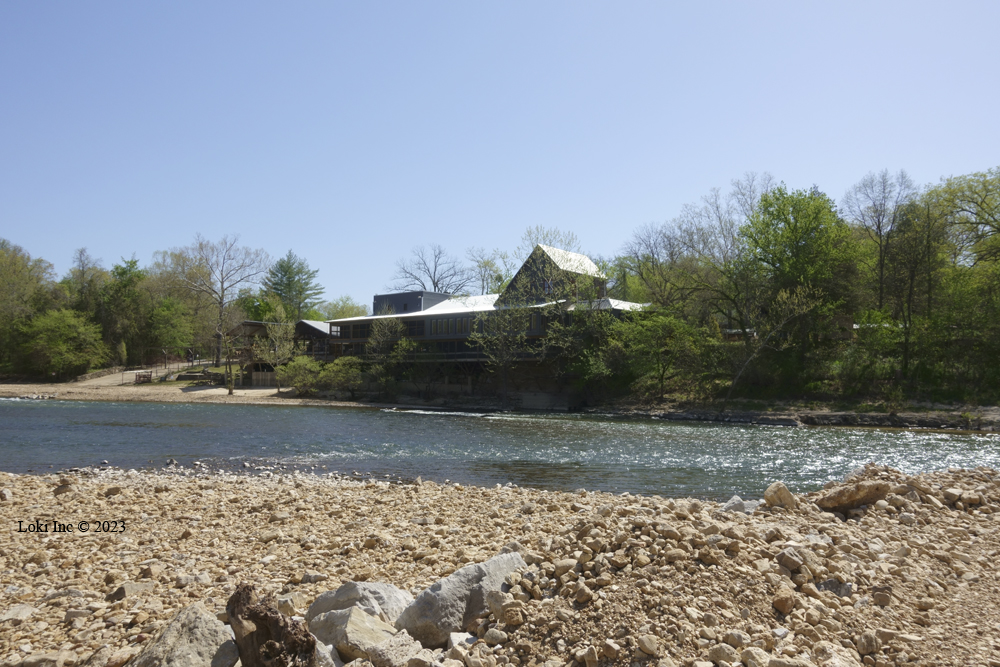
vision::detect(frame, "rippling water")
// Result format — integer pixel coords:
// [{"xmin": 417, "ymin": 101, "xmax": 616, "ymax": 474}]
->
[{"xmin": 2, "ymin": 399, "xmax": 998, "ymax": 499}]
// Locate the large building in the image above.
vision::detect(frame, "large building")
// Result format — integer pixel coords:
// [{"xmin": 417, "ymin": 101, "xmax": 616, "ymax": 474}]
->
[{"xmin": 323, "ymin": 244, "xmax": 645, "ymax": 362}]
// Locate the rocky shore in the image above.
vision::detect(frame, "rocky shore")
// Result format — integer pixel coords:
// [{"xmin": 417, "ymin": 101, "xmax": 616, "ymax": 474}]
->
[{"xmin": 2, "ymin": 464, "xmax": 999, "ymax": 667}]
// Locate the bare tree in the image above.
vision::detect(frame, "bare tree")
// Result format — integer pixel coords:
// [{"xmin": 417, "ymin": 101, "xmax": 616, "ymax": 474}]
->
[
  {"xmin": 516, "ymin": 225, "xmax": 582, "ymax": 260},
  {"xmin": 466, "ymin": 246, "xmax": 518, "ymax": 295},
  {"xmin": 389, "ymin": 244, "xmax": 473, "ymax": 294},
  {"xmin": 842, "ymin": 169, "xmax": 917, "ymax": 309},
  {"xmin": 623, "ymin": 173, "xmax": 775, "ymax": 337},
  {"xmin": 172, "ymin": 234, "xmax": 271, "ymax": 366}
]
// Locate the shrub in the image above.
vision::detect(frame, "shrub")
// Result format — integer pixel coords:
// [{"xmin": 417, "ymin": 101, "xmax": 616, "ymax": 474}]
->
[
  {"xmin": 276, "ymin": 356, "xmax": 322, "ymax": 395},
  {"xmin": 319, "ymin": 356, "xmax": 364, "ymax": 398}
]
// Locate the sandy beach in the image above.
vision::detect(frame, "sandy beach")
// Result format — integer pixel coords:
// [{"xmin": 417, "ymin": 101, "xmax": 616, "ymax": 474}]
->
[{"xmin": 1, "ymin": 463, "xmax": 998, "ymax": 667}]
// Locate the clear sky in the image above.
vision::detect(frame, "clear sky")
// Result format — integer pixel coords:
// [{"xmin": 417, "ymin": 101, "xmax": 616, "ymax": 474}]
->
[{"xmin": 2, "ymin": 2, "xmax": 998, "ymax": 307}]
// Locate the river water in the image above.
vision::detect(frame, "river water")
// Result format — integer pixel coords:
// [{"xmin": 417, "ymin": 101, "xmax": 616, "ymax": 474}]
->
[{"xmin": 2, "ymin": 399, "xmax": 998, "ymax": 499}]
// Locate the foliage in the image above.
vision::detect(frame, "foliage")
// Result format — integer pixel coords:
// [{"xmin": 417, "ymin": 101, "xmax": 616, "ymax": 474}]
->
[
  {"xmin": 20, "ymin": 309, "xmax": 108, "ymax": 379},
  {"xmin": 262, "ymin": 250, "xmax": 325, "ymax": 320},
  {"xmin": 319, "ymin": 295, "xmax": 369, "ymax": 320},
  {"xmin": 365, "ymin": 315, "xmax": 415, "ymax": 399},
  {"xmin": 168, "ymin": 234, "xmax": 270, "ymax": 366},
  {"xmin": 98, "ymin": 259, "xmax": 150, "ymax": 366},
  {"xmin": 930, "ymin": 166, "xmax": 1000, "ymax": 263},
  {"xmin": 276, "ymin": 356, "xmax": 323, "ymax": 395},
  {"xmin": 319, "ymin": 356, "xmax": 364, "ymax": 398},
  {"xmin": 251, "ymin": 300, "xmax": 298, "ymax": 394}
]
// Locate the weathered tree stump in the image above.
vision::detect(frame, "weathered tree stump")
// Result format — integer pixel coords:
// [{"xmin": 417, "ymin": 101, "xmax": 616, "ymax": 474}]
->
[{"xmin": 227, "ymin": 583, "xmax": 326, "ymax": 667}]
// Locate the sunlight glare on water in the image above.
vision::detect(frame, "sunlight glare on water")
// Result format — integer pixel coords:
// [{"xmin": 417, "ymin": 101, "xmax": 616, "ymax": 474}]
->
[{"xmin": 1, "ymin": 399, "xmax": 998, "ymax": 499}]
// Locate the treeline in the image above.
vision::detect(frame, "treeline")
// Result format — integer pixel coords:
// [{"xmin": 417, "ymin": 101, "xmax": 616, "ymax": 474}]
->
[
  {"xmin": 389, "ymin": 167, "xmax": 1000, "ymax": 405},
  {"xmin": 590, "ymin": 168, "xmax": 999, "ymax": 404},
  {"xmin": 4, "ymin": 165, "xmax": 998, "ymax": 406},
  {"xmin": 0, "ymin": 236, "xmax": 365, "ymax": 379}
]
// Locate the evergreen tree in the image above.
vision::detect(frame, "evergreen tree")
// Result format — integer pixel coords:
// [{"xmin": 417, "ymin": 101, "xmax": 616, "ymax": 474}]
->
[{"xmin": 262, "ymin": 250, "xmax": 324, "ymax": 320}]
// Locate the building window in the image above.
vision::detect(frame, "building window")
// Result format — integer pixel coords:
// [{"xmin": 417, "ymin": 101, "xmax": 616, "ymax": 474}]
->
[{"xmin": 543, "ymin": 279, "xmax": 553, "ymax": 294}]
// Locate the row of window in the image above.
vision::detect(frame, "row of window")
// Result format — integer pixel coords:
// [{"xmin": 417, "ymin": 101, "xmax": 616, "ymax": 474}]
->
[
  {"xmin": 331, "ymin": 313, "xmax": 547, "ymax": 340},
  {"xmin": 431, "ymin": 317, "xmax": 471, "ymax": 335}
]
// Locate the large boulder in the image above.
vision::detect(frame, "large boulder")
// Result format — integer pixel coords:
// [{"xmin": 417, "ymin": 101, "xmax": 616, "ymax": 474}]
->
[
  {"xmin": 129, "ymin": 602, "xmax": 239, "ymax": 667},
  {"xmin": 395, "ymin": 552, "xmax": 526, "ymax": 648},
  {"xmin": 815, "ymin": 480, "xmax": 891, "ymax": 514},
  {"xmin": 309, "ymin": 606, "xmax": 398, "ymax": 661},
  {"xmin": 306, "ymin": 582, "xmax": 414, "ymax": 624},
  {"xmin": 764, "ymin": 482, "xmax": 797, "ymax": 509}
]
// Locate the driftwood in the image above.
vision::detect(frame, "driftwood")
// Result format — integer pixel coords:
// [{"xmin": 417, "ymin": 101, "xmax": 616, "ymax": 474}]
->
[{"xmin": 227, "ymin": 583, "xmax": 325, "ymax": 667}]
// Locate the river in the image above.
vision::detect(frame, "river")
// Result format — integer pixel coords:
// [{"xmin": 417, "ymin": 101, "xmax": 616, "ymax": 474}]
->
[{"xmin": 1, "ymin": 398, "xmax": 997, "ymax": 499}]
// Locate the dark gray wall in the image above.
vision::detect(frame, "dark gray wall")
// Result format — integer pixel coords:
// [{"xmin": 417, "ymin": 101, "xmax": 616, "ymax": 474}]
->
[{"xmin": 372, "ymin": 291, "xmax": 451, "ymax": 314}]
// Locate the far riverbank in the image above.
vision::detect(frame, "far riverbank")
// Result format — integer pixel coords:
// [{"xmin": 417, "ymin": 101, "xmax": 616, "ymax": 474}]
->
[{"xmin": 1, "ymin": 379, "xmax": 998, "ymax": 433}]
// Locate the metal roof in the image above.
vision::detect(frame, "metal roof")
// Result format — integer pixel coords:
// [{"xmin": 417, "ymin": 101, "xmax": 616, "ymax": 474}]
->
[{"xmin": 537, "ymin": 244, "xmax": 604, "ymax": 277}]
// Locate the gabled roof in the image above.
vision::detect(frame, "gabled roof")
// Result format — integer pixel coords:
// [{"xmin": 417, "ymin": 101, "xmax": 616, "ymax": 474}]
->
[
  {"xmin": 537, "ymin": 244, "xmax": 604, "ymax": 278},
  {"xmin": 298, "ymin": 320, "xmax": 331, "ymax": 335}
]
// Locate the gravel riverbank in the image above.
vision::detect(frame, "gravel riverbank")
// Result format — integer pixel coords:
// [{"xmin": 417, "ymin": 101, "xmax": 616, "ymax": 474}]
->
[{"xmin": 2, "ymin": 464, "xmax": 999, "ymax": 667}]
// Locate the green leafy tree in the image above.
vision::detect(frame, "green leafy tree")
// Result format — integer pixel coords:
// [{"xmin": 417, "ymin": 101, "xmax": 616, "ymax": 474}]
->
[
  {"xmin": 616, "ymin": 311, "xmax": 706, "ymax": 401},
  {"xmin": 63, "ymin": 248, "xmax": 108, "ymax": 319},
  {"xmin": 0, "ymin": 240, "xmax": 57, "ymax": 369},
  {"xmin": 319, "ymin": 296, "xmax": 369, "ymax": 320},
  {"xmin": 21, "ymin": 309, "xmax": 108, "ymax": 379},
  {"xmin": 320, "ymin": 356, "xmax": 364, "ymax": 398},
  {"xmin": 930, "ymin": 166, "xmax": 1000, "ymax": 262},
  {"xmin": 277, "ymin": 356, "xmax": 322, "ymax": 396},
  {"xmin": 365, "ymin": 314, "xmax": 415, "ymax": 399},
  {"xmin": 469, "ymin": 302, "xmax": 530, "ymax": 410},
  {"xmin": 263, "ymin": 250, "xmax": 325, "ymax": 320},
  {"xmin": 149, "ymin": 297, "xmax": 194, "ymax": 355},
  {"xmin": 98, "ymin": 259, "xmax": 150, "ymax": 365},
  {"xmin": 251, "ymin": 300, "xmax": 298, "ymax": 395}
]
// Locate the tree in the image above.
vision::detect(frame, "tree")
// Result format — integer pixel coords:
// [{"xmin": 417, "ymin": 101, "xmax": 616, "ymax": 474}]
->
[
  {"xmin": 171, "ymin": 235, "xmax": 271, "ymax": 366},
  {"xmin": 20, "ymin": 309, "xmax": 108, "ymax": 379},
  {"xmin": 466, "ymin": 247, "xmax": 518, "ymax": 295},
  {"xmin": 390, "ymin": 245, "xmax": 473, "ymax": 294},
  {"xmin": 883, "ymin": 199, "xmax": 949, "ymax": 378},
  {"xmin": 319, "ymin": 296, "xmax": 369, "ymax": 320},
  {"xmin": 613, "ymin": 311, "xmax": 705, "ymax": 401},
  {"xmin": 320, "ymin": 356, "xmax": 364, "ymax": 398},
  {"xmin": 842, "ymin": 169, "xmax": 917, "ymax": 309},
  {"xmin": 276, "ymin": 356, "xmax": 322, "ymax": 396},
  {"xmin": 98, "ymin": 259, "xmax": 150, "ymax": 365},
  {"xmin": 516, "ymin": 226, "xmax": 582, "ymax": 260},
  {"xmin": 251, "ymin": 300, "xmax": 298, "ymax": 396},
  {"xmin": 262, "ymin": 250, "xmax": 325, "ymax": 320},
  {"xmin": 148, "ymin": 297, "xmax": 194, "ymax": 356},
  {"xmin": 365, "ymin": 314, "xmax": 415, "ymax": 399},
  {"xmin": 0, "ymin": 240, "xmax": 56, "ymax": 369},
  {"xmin": 723, "ymin": 286, "xmax": 821, "ymax": 403},
  {"xmin": 64, "ymin": 248, "xmax": 107, "ymax": 318},
  {"xmin": 930, "ymin": 166, "xmax": 1000, "ymax": 263},
  {"xmin": 469, "ymin": 299, "xmax": 530, "ymax": 410}
]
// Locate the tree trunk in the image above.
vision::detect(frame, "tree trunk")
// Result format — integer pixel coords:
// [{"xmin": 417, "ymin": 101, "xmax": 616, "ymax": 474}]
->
[{"xmin": 226, "ymin": 583, "xmax": 327, "ymax": 667}]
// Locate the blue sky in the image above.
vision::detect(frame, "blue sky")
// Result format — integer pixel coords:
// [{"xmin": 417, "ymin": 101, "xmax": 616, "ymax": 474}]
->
[{"xmin": 2, "ymin": 2, "xmax": 998, "ymax": 306}]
